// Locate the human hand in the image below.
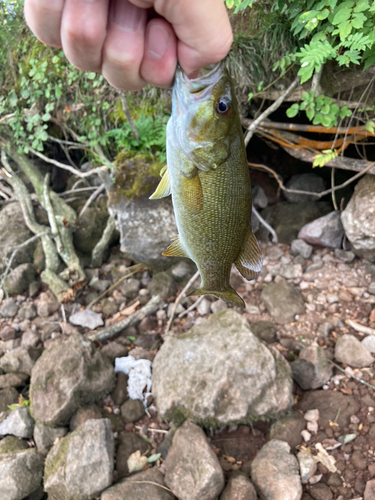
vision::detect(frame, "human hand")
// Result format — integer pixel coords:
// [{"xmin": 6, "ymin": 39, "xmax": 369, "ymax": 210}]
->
[{"xmin": 24, "ymin": 0, "xmax": 233, "ymax": 91}]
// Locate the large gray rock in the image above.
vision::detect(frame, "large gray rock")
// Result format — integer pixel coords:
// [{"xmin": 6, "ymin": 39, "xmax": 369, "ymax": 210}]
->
[
  {"xmin": 164, "ymin": 420, "xmax": 224, "ymax": 500},
  {"xmin": 251, "ymin": 440, "xmax": 302, "ymax": 500},
  {"xmin": 284, "ymin": 173, "xmax": 326, "ymax": 203},
  {"xmin": 5, "ymin": 263, "xmax": 36, "ymax": 295},
  {"xmin": 0, "ymin": 203, "xmax": 36, "ymax": 273},
  {"xmin": 341, "ymin": 175, "xmax": 375, "ymax": 261},
  {"xmin": 291, "ymin": 344, "xmax": 332, "ymax": 390},
  {"xmin": 33, "ymin": 423, "xmax": 68, "ymax": 455},
  {"xmin": 220, "ymin": 472, "xmax": 257, "ymax": 500},
  {"xmin": 0, "ymin": 407, "xmax": 34, "ymax": 439},
  {"xmin": 153, "ymin": 310, "xmax": 292, "ymax": 425},
  {"xmin": 261, "ymin": 280, "xmax": 305, "ymax": 324},
  {"xmin": 101, "ymin": 467, "xmax": 175, "ymax": 500},
  {"xmin": 298, "ymin": 211, "xmax": 344, "ymax": 248},
  {"xmin": 0, "ymin": 449, "xmax": 44, "ymax": 500},
  {"xmin": 30, "ymin": 333, "xmax": 115, "ymax": 425},
  {"xmin": 44, "ymin": 418, "xmax": 114, "ymax": 500},
  {"xmin": 0, "ymin": 347, "xmax": 40, "ymax": 376},
  {"xmin": 334, "ymin": 334, "xmax": 374, "ymax": 368}
]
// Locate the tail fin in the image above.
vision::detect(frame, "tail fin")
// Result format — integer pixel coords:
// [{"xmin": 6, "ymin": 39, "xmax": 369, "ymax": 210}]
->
[{"xmin": 189, "ymin": 286, "xmax": 245, "ymax": 308}]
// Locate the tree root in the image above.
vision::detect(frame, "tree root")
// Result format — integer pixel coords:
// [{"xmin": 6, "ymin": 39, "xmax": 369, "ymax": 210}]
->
[{"xmin": 91, "ymin": 216, "xmax": 116, "ymax": 268}]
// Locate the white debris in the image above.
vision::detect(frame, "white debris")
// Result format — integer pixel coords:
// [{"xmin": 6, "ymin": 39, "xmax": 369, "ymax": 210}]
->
[
  {"xmin": 301, "ymin": 430, "xmax": 311, "ymax": 442},
  {"xmin": 115, "ymin": 355, "xmax": 152, "ymax": 407},
  {"xmin": 304, "ymin": 409, "xmax": 320, "ymax": 422}
]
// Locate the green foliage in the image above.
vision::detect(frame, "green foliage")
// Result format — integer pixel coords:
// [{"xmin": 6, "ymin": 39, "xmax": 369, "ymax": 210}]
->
[
  {"xmin": 286, "ymin": 91, "xmax": 352, "ymax": 127},
  {"xmin": 313, "ymin": 149, "xmax": 339, "ymax": 167}
]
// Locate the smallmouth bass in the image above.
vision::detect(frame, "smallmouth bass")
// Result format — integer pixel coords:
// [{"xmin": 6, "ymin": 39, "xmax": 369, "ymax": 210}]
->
[{"xmin": 150, "ymin": 63, "xmax": 262, "ymax": 307}]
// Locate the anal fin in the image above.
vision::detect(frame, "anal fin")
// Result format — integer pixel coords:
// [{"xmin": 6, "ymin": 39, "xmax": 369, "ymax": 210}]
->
[
  {"xmin": 149, "ymin": 167, "xmax": 171, "ymax": 200},
  {"xmin": 162, "ymin": 235, "xmax": 189, "ymax": 258},
  {"xmin": 189, "ymin": 286, "xmax": 245, "ymax": 308},
  {"xmin": 235, "ymin": 229, "xmax": 263, "ymax": 280}
]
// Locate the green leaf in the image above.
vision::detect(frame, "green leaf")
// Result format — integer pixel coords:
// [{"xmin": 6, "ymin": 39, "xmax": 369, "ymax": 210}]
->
[
  {"xmin": 147, "ymin": 453, "xmax": 161, "ymax": 463},
  {"xmin": 313, "ymin": 149, "xmax": 339, "ymax": 167},
  {"xmin": 42, "ymin": 113, "xmax": 51, "ymax": 121},
  {"xmin": 332, "ymin": 7, "xmax": 352, "ymax": 25},
  {"xmin": 86, "ymin": 72, "xmax": 96, "ymax": 80},
  {"xmin": 128, "ymin": 336, "xmax": 136, "ymax": 342},
  {"xmin": 366, "ymin": 120, "xmax": 375, "ymax": 132},
  {"xmin": 351, "ymin": 12, "xmax": 367, "ymax": 29},
  {"xmin": 354, "ymin": 0, "xmax": 369, "ymax": 12},
  {"xmin": 21, "ymin": 89, "xmax": 29, "ymax": 99},
  {"xmin": 317, "ymin": 8, "xmax": 330, "ymax": 20},
  {"xmin": 286, "ymin": 103, "xmax": 300, "ymax": 118}
]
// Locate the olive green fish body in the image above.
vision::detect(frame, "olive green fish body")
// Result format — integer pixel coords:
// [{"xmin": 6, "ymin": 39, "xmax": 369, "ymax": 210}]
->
[{"xmin": 150, "ymin": 63, "xmax": 262, "ymax": 307}]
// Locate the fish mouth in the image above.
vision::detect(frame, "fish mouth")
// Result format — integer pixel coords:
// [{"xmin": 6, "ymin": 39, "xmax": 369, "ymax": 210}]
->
[{"xmin": 175, "ymin": 62, "xmax": 223, "ymax": 95}]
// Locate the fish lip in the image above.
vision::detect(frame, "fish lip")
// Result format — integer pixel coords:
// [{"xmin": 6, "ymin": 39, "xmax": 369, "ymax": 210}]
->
[{"xmin": 176, "ymin": 62, "xmax": 223, "ymax": 94}]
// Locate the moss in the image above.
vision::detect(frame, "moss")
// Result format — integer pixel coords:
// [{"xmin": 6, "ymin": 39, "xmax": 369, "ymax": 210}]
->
[
  {"xmin": 44, "ymin": 431, "xmax": 72, "ymax": 480},
  {"xmin": 0, "ymin": 435, "xmax": 29, "ymax": 454},
  {"xmin": 110, "ymin": 152, "xmax": 165, "ymax": 203}
]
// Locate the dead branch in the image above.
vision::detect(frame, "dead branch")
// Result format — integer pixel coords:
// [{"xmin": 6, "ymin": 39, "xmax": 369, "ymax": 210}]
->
[
  {"xmin": 244, "ymin": 77, "xmax": 300, "ymax": 147},
  {"xmin": 346, "ymin": 319, "xmax": 375, "ymax": 336},
  {"xmin": 327, "ymin": 359, "xmax": 375, "ymax": 391},
  {"xmin": 91, "ymin": 216, "xmax": 116, "ymax": 268},
  {"xmin": 252, "ymin": 206, "xmax": 278, "ymax": 243},
  {"xmin": 178, "ymin": 295, "xmax": 204, "ymax": 318},
  {"xmin": 88, "ymin": 294, "xmax": 164, "ymax": 343},
  {"xmin": 165, "ymin": 270, "xmax": 200, "ymax": 334},
  {"xmin": 79, "ymin": 184, "xmax": 105, "ymax": 218}
]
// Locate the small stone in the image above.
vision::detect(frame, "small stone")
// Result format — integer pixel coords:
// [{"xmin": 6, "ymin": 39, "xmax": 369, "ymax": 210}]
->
[
  {"xmin": 171, "ymin": 261, "xmax": 193, "ymax": 279},
  {"xmin": 0, "ymin": 299, "xmax": 18, "ymax": 318},
  {"xmin": 250, "ymin": 321, "xmax": 277, "ymax": 344},
  {"xmin": 305, "ymin": 261, "xmax": 324, "ymax": 273},
  {"xmin": 120, "ymin": 399, "xmax": 145, "ymax": 423},
  {"xmin": 167, "ymin": 302, "xmax": 185, "ymax": 318},
  {"xmin": 134, "ymin": 333, "xmax": 161, "ymax": 350},
  {"xmin": 284, "ymin": 174, "xmax": 326, "ymax": 203},
  {"xmin": 28, "ymin": 281, "xmax": 40, "ymax": 298},
  {"xmin": 148, "ymin": 272, "xmax": 177, "ymax": 300},
  {"xmin": 291, "ymin": 239, "xmax": 313, "ymax": 259},
  {"xmin": 119, "ymin": 278, "xmax": 141, "ymax": 299},
  {"xmin": 115, "ymin": 431, "xmax": 150, "ymax": 478},
  {"xmin": 318, "ymin": 322, "xmax": 333, "ymax": 337},
  {"xmin": 101, "ymin": 342, "xmax": 128, "ymax": 363},
  {"xmin": 101, "ymin": 299, "xmax": 119, "ymax": 318},
  {"xmin": 365, "ymin": 479, "xmax": 375, "ymax": 500},
  {"xmin": 164, "ymin": 420, "xmax": 225, "ymax": 500},
  {"xmin": 18, "ymin": 304, "xmax": 37, "ymax": 321},
  {"xmin": 334, "ymin": 249, "xmax": 356, "ymax": 263},
  {"xmin": 197, "ymin": 298, "xmax": 212, "ymax": 316},
  {"xmin": 251, "ymin": 440, "xmax": 302, "ymax": 500},
  {"xmin": 301, "ymin": 430, "xmax": 311, "ymax": 442},
  {"xmin": 5, "ymin": 263, "xmax": 36, "ymax": 295},
  {"xmin": 351, "ymin": 450, "xmax": 367, "ymax": 470},
  {"xmin": 335, "ymin": 334, "xmax": 374, "ymax": 368},
  {"xmin": 269, "ymin": 412, "xmax": 306, "ymax": 449},
  {"xmin": 139, "ymin": 316, "xmax": 158, "ymax": 332},
  {"xmin": 36, "ymin": 291, "xmax": 60, "ymax": 317},
  {"xmin": 69, "ymin": 404, "xmax": 103, "ymax": 431},
  {"xmin": 220, "ymin": 471, "xmax": 257, "ymax": 500},
  {"xmin": 33, "ymin": 423, "xmax": 68, "ymax": 455},
  {"xmin": 0, "ymin": 347, "xmax": 39, "ymax": 376},
  {"xmin": 309, "ymin": 483, "xmax": 333, "ymax": 500},
  {"xmin": 362, "ymin": 336, "xmax": 375, "ymax": 353},
  {"xmin": 0, "ymin": 326, "xmax": 17, "ymax": 341},
  {"xmin": 69, "ymin": 309, "xmax": 104, "ymax": 330},
  {"xmin": 291, "ymin": 344, "xmax": 332, "ymax": 390},
  {"xmin": 0, "ymin": 407, "xmax": 35, "ymax": 438},
  {"xmin": 21, "ymin": 330, "xmax": 41, "ymax": 349},
  {"xmin": 297, "ymin": 450, "xmax": 317, "ymax": 483},
  {"xmin": 0, "ymin": 372, "xmax": 29, "ymax": 389},
  {"xmin": 261, "ymin": 279, "xmax": 305, "ymax": 324},
  {"xmin": 246, "ymin": 303, "xmax": 261, "ymax": 314},
  {"xmin": 111, "ymin": 371, "xmax": 129, "ymax": 406},
  {"xmin": 304, "ymin": 409, "xmax": 320, "ymax": 422},
  {"xmin": 0, "ymin": 449, "xmax": 44, "ymax": 500},
  {"xmin": 298, "ymin": 211, "xmax": 344, "ymax": 249},
  {"xmin": 210, "ymin": 300, "xmax": 227, "ymax": 314}
]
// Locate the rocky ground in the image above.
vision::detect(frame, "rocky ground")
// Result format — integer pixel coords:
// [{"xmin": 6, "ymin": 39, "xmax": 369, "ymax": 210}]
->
[{"xmin": 1, "ymin": 235, "xmax": 375, "ymax": 500}]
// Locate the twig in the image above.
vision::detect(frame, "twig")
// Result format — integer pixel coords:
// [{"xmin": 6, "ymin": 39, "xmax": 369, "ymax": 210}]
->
[
  {"xmin": 244, "ymin": 77, "xmax": 300, "ymax": 146},
  {"xmin": 78, "ymin": 184, "xmax": 105, "ymax": 218},
  {"xmin": 165, "ymin": 271, "xmax": 200, "ymax": 334},
  {"xmin": 327, "ymin": 359, "xmax": 375, "ymax": 390},
  {"xmin": 47, "ymin": 135, "xmax": 89, "ymax": 149},
  {"xmin": 59, "ymin": 186, "xmax": 98, "ymax": 196},
  {"xmin": 249, "ymin": 161, "xmax": 375, "ymax": 199},
  {"xmin": 178, "ymin": 295, "xmax": 204, "ymax": 318},
  {"xmin": 311, "ymin": 67, "xmax": 323, "ymax": 97},
  {"xmin": 86, "ymin": 263, "xmax": 146, "ymax": 309},
  {"xmin": 61, "ymin": 304, "xmax": 67, "ymax": 324},
  {"xmin": 346, "ymin": 319, "xmax": 375, "ymax": 336},
  {"xmin": 252, "ymin": 206, "xmax": 278, "ymax": 243},
  {"xmin": 135, "ymin": 426, "xmax": 169, "ymax": 434},
  {"xmin": 118, "ymin": 90, "xmax": 139, "ymax": 140},
  {"xmin": 29, "ymin": 148, "xmax": 101, "ymax": 179},
  {"xmin": 91, "ymin": 216, "xmax": 116, "ymax": 268},
  {"xmin": 88, "ymin": 294, "xmax": 164, "ymax": 343},
  {"xmin": 331, "ymin": 167, "xmax": 338, "ymax": 211}
]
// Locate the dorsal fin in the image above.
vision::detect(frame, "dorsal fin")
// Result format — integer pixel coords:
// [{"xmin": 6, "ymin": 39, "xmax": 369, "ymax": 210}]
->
[{"xmin": 234, "ymin": 229, "xmax": 263, "ymax": 280}]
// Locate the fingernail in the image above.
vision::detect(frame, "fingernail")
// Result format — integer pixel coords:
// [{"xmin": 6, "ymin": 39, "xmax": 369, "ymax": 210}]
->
[
  {"xmin": 146, "ymin": 23, "xmax": 170, "ymax": 59},
  {"xmin": 112, "ymin": 0, "xmax": 144, "ymax": 31}
]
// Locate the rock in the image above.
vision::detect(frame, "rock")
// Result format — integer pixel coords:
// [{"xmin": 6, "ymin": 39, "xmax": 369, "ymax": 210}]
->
[
  {"xmin": 252, "ymin": 185, "xmax": 268, "ymax": 209},
  {"xmin": 101, "ymin": 299, "xmax": 119, "ymax": 318},
  {"xmin": 30, "ymin": 333, "xmax": 115, "ymax": 425},
  {"xmin": 259, "ymin": 201, "xmax": 331, "ymax": 244},
  {"xmin": 334, "ymin": 249, "xmax": 356, "ymax": 263},
  {"xmin": 134, "ymin": 333, "xmax": 161, "ymax": 350},
  {"xmin": 101, "ymin": 467, "xmax": 175, "ymax": 500},
  {"xmin": 148, "ymin": 271, "xmax": 177, "ymax": 299},
  {"xmin": 33, "ymin": 423, "xmax": 68, "ymax": 455},
  {"xmin": 269, "ymin": 412, "xmax": 306, "ymax": 449},
  {"xmin": 0, "ymin": 387, "xmax": 19, "ymax": 413},
  {"xmin": 309, "ymin": 483, "xmax": 333, "ymax": 500},
  {"xmin": 101, "ymin": 342, "xmax": 128, "ymax": 363},
  {"xmin": 0, "ymin": 347, "xmax": 40, "ymax": 376},
  {"xmin": 44, "ymin": 418, "xmax": 114, "ymax": 500},
  {"xmin": 334, "ymin": 334, "xmax": 374, "ymax": 368},
  {"xmin": 0, "ymin": 435, "xmax": 28, "ymax": 454},
  {"xmin": 297, "ymin": 450, "xmax": 317, "ymax": 483},
  {"xmin": 297, "ymin": 390, "xmax": 360, "ymax": 427},
  {"xmin": 164, "ymin": 420, "xmax": 224, "ymax": 500},
  {"xmin": 284, "ymin": 174, "xmax": 326, "ymax": 203},
  {"xmin": 220, "ymin": 472, "xmax": 257, "ymax": 500},
  {"xmin": 0, "ymin": 299, "xmax": 18, "ymax": 318},
  {"xmin": 0, "ymin": 407, "xmax": 34, "ymax": 438},
  {"xmin": 0, "ymin": 373, "xmax": 28, "ymax": 390},
  {"xmin": 5, "ymin": 263, "xmax": 36, "ymax": 296},
  {"xmin": 153, "ymin": 310, "xmax": 292, "ymax": 425},
  {"xmin": 171, "ymin": 261, "xmax": 193, "ymax": 279},
  {"xmin": 298, "ymin": 211, "xmax": 344, "ymax": 249},
  {"xmin": 261, "ymin": 280, "xmax": 305, "ymax": 324},
  {"xmin": 291, "ymin": 344, "xmax": 332, "ymax": 390},
  {"xmin": 341, "ymin": 175, "xmax": 375, "ymax": 262},
  {"xmin": 69, "ymin": 404, "xmax": 103, "ymax": 431},
  {"xmin": 251, "ymin": 440, "xmax": 302, "ymax": 500},
  {"xmin": 120, "ymin": 398, "xmax": 145, "ymax": 423},
  {"xmin": 36, "ymin": 291, "xmax": 60, "ymax": 317},
  {"xmin": 119, "ymin": 278, "xmax": 141, "ymax": 299},
  {"xmin": 157, "ymin": 428, "xmax": 176, "ymax": 460},
  {"xmin": 115, "ymin": 431, "xmax": 150, "ymax": 478},
  {"xmin": 0, "ymin": 325, "xmax": 17, "ymax": 341},
  {"xmin": 28, "ymin": 281, "xmax": 40, "ymax": 298},
  {"xmin": 197, "ymin": 298, "xmax": 211, "ymax": 316},
  {"xmin": 291, "ymin": 239, "xmax": 313, "ymax": 259},
  {"xmin": 111, "ymin": 371, "xmax": 129, "ymax": 406},
  {"xmin": 362, "ymin": 336, "xmax": 375, "ymax": 353},
  {"xmin": 73, "ymin": 204, "xmax": 111, "ymax": 254},
  {"xmin": 365, "ymin": 480, "xmax": 375, "ymax": 500},
  {"xmin": 69, "ymin": 309, "xmax": 104, "ymax": 330},
  {"xmin": 250, "ymin": 321, "xmax": 278, "ymax": 344},
  {"xmin": 0, "ymin": 449, "xmax": 44, "ymax": 500},
  {"xmin": 0, "ymin": 203, "xmax": 36, "ymax": 274},
  {"xmin": 21, "ymin": 331, "xmax": 41, "ymax": 349},
  {"xmin": 210, "ymin": 300, "xmax": 227, "ymax": 314}
]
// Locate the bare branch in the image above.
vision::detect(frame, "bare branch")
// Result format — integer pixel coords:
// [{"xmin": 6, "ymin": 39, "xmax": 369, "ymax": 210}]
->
[
  {"xmin": 165, "ymin": 270, "xmax": 200, "ymax": 334},
  {"xmin": 91, "ymin": 216, "xmax": 116, "ymax": 268},
  {"xmin": 252, "ymin": 206, "xmax": 278, "ymax": 243},
  {"xmin": 79, "ymin": 184, "xmax": 105, "ymax": 218},
  {"xmin": 29, "ymin": 148, "xmax": 101, "ymax": 179}
]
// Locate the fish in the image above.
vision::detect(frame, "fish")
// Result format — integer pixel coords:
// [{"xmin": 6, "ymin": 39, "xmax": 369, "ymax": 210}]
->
[{"xmin": 150, "ymin": 63, "xmax": 263, "ymax": 308}]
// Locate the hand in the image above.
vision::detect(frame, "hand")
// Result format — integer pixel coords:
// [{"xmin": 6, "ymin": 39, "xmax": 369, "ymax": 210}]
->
[{"xmin": 24, "ymin": 0, "xmax": 233, "ymax": 91}]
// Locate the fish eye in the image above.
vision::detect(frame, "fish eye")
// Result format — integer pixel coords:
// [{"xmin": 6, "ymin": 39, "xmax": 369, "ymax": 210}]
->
[{"xmin": 216, "ymin": 98, "xmax": 230, "ymax": 115}]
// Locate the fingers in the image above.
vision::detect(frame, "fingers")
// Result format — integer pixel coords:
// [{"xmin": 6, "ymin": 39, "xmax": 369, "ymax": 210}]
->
[
  {"xmin": 61, "ymin": 0, "xmax": 110, "ymax": 72},
  {"xmin": 140, "ymin": 18, "xmax": 177, "ymax": 88},
  {"xmin": 24, "ymin": 0, "xmax": 64, "ymax": 47},
  {"xmin": 102, "ymin": 0, "xmax": 147, "ymax": 90}
]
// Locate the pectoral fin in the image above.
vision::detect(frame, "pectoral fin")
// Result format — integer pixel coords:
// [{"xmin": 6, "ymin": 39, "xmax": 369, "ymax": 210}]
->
[
  {"xmin": 149, "ymin": 168, "xmax": 171, "ymax": 200},
  {"xmin": 162, "ymin": 235, "xmax": 189, "ymax": 258},
  {"xmin": 235, "ymin": 229, "xmax": 263, "ymax": 280},
  {"xmin": 180, "ymin": 172, "xmax": 203, "ymax": 212}
]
